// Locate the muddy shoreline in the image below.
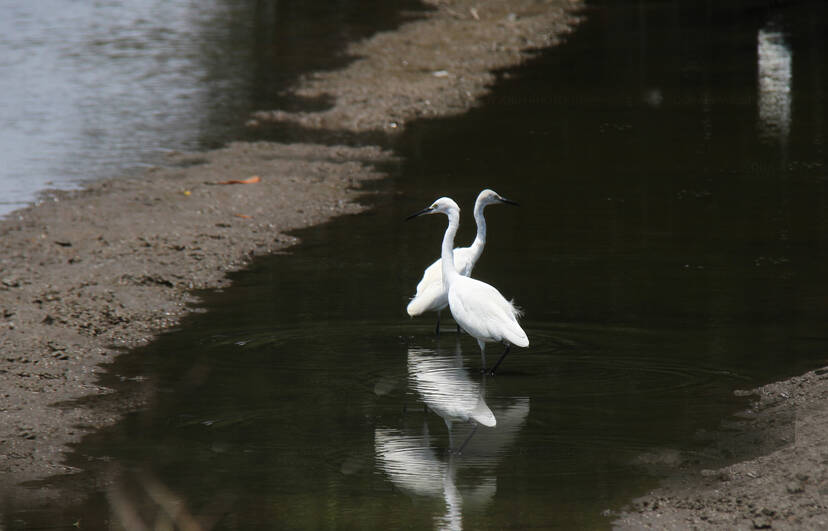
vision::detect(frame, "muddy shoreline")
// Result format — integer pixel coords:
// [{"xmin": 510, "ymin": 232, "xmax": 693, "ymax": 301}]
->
[
  {"xmin": 613, "ymin": 367, "xmax": 828, "ymax": 529},
  {"xmin": 249, "ymin": 0, "xmax": 584, "ymax": 134},
  {"xmin": 0, "ymin": 142, "xmax": 394, "ymax": 502}
]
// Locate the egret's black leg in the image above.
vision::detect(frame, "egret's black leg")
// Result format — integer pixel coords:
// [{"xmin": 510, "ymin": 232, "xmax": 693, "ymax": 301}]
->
[
  {"xmin": 435, "ymin": 311, "xmax": 441, "ymax": 336},
  {"xmin": 456, "ymin": 324, "xmax": 461, "ymax": 334},
  {"xmin": 478, "ymin": 340, "xmax": 487, "ymax": 373},
  {"xmin": 489, "ymin": 344, "xmax": 511, "ymax": 376},
  {"xmin": 453, "ymin": 424, "xmax": 479, "ymax": 455}
]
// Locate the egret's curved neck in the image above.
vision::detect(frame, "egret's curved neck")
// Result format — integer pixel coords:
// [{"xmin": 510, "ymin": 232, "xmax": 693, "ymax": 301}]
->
[
  {"xmin": 441, "ymin": 209, "xmax": 462, "ymax": 287},
  {"xmin": 468, "ymin": 199, "xmax": 487, "ymax": 265}
]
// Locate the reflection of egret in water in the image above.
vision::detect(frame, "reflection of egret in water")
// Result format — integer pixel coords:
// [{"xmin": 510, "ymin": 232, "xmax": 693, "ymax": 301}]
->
[
  {"xmin": 408, "ymin": 344, "xmax": 495, "ymax": 452},
  {"xmin": 757, "ymin": 25, "xmax": 792, "ymax": 143},
  {"xmin": 375, "ymin": 427, "xmax": 473, "ymax": 531},
  {"xmin": 454, "ymin": 395, "xmax": 529, "ymax": 465},
  {"xmin": 373, "ymin": 342, "xmax": 530, "ymax": 530},
  {"xmin": 405, "ymin": 343, "xmax": 530, "ymax": 458}
]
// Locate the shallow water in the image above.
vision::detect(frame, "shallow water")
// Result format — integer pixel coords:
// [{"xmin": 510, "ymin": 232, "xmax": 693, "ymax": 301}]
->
[{"xmin": 6, "ymin": 0, "xmax": 828, "ymax": 529}]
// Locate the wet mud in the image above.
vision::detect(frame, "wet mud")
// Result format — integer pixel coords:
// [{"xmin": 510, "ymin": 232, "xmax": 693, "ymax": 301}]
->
[
  {"xmin": 0, "ymin": 142, "xmax": 392, "ymax": 501},
  {"xmin": 614, "ymin": 369, "xmax": 827, "ymax": 529},
  {"xmin": 249, "ymin": 0, "xmax": 583, "ymax": 133}
]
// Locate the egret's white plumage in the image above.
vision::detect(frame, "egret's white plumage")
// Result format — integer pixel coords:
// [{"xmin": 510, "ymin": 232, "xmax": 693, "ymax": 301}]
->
[
  {"xmin": 409, "ymin": 197, "xmax": 528, "ymax": 374},
  {"xmin": 448, "ymin": 280, "xmax": 528, "ymax": 349},
  {"xmin": 406, "ymin": 189, "xmax": 518, "ymax": 333}
]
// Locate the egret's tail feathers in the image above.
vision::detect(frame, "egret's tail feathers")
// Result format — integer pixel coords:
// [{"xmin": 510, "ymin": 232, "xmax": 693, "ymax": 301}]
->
[
  {"xmin": 503, "ymin": 298, "xmax": 529, "ymax": 347},
  {"xmin": 509, "ymin": 299, "xmax": 524, "ymax": 319}
]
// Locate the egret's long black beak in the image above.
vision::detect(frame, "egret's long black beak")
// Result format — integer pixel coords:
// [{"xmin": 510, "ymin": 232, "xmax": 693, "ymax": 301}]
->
[
  {"xmin": 405, "ymin": 207, "xmax": 433, "ymax": 221},
  {"xmin": 498, "ymin": 196, "xmax": 519, "ymax": 206}
]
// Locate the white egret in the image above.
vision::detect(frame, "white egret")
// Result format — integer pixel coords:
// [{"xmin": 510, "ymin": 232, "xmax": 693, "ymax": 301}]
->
[
  {"xmin": 407, "ymin": 198, "xmax": 529, "ymax": 375},
  {"xmin": 406, "ymin": 189, "xmax": 518, "ymax": 335}
]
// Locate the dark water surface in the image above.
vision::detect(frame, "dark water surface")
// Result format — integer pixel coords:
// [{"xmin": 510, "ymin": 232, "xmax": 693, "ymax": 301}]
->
[{"xmin": 7, "ymin": 0, "xmax": 828, "ymax": 529}]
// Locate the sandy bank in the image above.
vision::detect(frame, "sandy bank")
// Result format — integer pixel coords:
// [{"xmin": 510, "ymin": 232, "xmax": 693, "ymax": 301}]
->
[
  {"xmin": 614, "ymin": 368, "xmax": 827, "ymax": 530},
  {"xmin": 249, "ymin": 0, "xmax": 582, "ymax": 133},
  {"xmin": 0, "ymin": 142, "xmax": 392, "ymax": 497}
]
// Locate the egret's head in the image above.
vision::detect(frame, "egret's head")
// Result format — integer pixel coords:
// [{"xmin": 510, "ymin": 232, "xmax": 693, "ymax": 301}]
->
[
  {"xmin": 405, "ymin": 197, "xmax": 460, "ymax": 220},
  {"xmin": 477, "ymin": 188, "xmax": 519, "ymax": 207}
]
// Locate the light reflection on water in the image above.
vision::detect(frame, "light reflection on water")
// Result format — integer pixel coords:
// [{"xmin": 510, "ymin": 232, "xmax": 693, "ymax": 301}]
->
[
  {"xmin": 0, "ymin": 0, "xmax": 425, "ymax": 216},
  {"xmin": 0, "ymin": 0, "xmax": 229, "ymax": 213},
  {"xmin": 757, "ymin": 25, "xmax": 792, "ymax": 143}
]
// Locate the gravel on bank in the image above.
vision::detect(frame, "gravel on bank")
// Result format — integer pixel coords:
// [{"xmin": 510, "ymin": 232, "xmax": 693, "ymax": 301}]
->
[
  {"xmin": 0, "ymin": 143, "xmax": 392, "ymax": 501},
  {"xmin": 614, "ymin": 368, "xmax": 828, "ymax": 530},
  {"xmin": 249, "ymin": 0, "xmax": 583, "ymax": 133}
]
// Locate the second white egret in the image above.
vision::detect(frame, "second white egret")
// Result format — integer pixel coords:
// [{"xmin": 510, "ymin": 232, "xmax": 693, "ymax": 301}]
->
[
  {"xmin": 406, "ymin": 189, "xmax": 518, "ymax": 335},
  {"xmin": 407, "ymin": 197, "xmax": 529, "ymax": 375}
]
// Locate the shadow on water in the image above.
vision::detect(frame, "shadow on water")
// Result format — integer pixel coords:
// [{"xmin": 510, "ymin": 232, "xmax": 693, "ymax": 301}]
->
[{"xmin": 6, "ymin": 0, "xmax": 828, "ymax": 529}]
